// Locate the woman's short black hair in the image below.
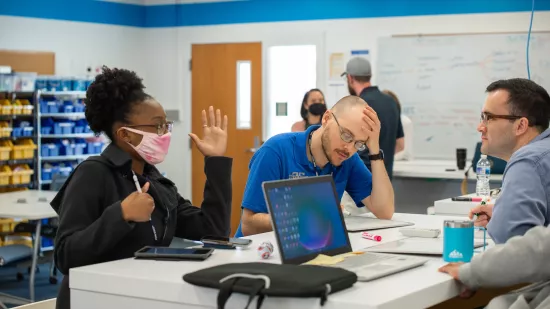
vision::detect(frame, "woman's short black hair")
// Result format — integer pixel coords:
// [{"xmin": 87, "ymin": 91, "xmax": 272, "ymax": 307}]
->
[
  {"xmin": 300, "ymin": 88, "xmax": 325, "ymax": 120},
  {"xmin": 85, "ymin": 66, "xmax": 152, "ymax": 140}
]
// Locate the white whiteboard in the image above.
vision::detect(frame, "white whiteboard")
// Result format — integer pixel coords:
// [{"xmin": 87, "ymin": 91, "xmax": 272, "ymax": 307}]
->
[{"xmin": 376, "ymin": 33, "xmax": 550, "ymax": 160}]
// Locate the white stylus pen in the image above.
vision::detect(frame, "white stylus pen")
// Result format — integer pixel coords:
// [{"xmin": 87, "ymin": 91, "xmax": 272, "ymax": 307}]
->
[{"xmin": 131, "ymin": 171, "xmax": 158, "ymax": 241}]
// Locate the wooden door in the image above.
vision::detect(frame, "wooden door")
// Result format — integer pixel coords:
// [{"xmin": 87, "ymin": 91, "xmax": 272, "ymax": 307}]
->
[{"xmin": 191, "ymin": 42, "xmax": 262, "ymax": 235}]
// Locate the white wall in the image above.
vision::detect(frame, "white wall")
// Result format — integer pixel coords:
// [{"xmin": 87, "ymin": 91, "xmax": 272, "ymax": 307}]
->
[
  {"xmin": 2, "ymin": 12, "xmax": 549, "ymax": 199},
  {"xmin": 143, "ymin": 11, "xmax": 550, "ymax": 199},
  {"xmin": 0, "ymin": 16, "xmax": 146, "ymax": 78}
]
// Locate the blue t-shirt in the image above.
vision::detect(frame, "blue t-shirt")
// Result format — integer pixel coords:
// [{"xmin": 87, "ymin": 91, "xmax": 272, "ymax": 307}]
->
[{"xmin": 235, "ymin": 125, "xmax": 373, "ymax": 237}]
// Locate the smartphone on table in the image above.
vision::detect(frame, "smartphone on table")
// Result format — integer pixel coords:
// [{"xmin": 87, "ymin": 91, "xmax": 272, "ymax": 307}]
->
[
  {"xmin": 200, "ymin": 235, "xmax": 252, "ymax": 249},
  {"xmin": 134, "ymin": 246, "xmax": 214, "ymax": 261}
]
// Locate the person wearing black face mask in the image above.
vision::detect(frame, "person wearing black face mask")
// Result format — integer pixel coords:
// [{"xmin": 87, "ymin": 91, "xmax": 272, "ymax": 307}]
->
[{"xmin": 291, "ymin": 88, "xmax": 327, "ymax": 132}]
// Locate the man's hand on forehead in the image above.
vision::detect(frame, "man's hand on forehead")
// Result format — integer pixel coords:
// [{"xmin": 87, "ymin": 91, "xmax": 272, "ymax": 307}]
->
[
  {"xmin": 361, "ymin": 106, "xmax": 380, "ymax": 132},
  {"xmin": 361, "ymin": 106, "xmax": 381, "ymax": 151}
]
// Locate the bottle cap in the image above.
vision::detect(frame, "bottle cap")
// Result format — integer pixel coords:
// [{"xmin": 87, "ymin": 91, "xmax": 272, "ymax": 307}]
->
[{"xmin": 481, "ymin": 154, "xmax": 487, "ymax": 159}]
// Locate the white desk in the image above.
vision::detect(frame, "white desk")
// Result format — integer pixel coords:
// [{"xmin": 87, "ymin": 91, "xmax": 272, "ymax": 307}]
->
[
  {"xmin": 0, "ymin": 190, "xmax": 58, "ymax": 304},
  {"xmin": 394, "ymin": 160, "xmax": 502, "ymax": 181},
  {"xmin": 70, "ymin": 213, "xmax": 482, "ymax": 309}
]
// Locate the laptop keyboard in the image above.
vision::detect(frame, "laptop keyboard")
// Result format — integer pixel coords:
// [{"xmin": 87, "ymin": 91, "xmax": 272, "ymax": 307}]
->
[{"xmin": 335, "ymin": 253, "xmax": 394, "ymax": 270}]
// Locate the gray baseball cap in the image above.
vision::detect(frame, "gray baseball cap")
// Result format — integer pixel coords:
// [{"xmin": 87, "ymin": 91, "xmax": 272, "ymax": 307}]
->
[{"xmin": 341, "ymin": 57, "xmax": 372, "ymax": 77}]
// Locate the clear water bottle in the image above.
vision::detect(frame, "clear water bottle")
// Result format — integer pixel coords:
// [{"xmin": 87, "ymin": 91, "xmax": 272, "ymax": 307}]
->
[{"xmin": 476, "ymin": 155, "xmax": 491, "ymax": 197}]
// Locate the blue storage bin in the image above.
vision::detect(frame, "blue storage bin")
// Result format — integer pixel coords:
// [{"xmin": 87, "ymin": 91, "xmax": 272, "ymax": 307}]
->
[
  {"xmin": 42, "ymin": 237, "xmax": 54, "ymax": 249},
  {"xmin": 75, "ymin": 120, "xmax": 89, "ymax": 134},
  {"xmin": 87, "ymin": 142, "xmax": 103, "ymax": 154},
  {"xmin": 75, "ymin": 144, "xmax": 85, "ymax": 155},
  {"xmin": 46, "ymin": 144, "xmax": 59, "ymax": 157},
  {"xmin": 39, "ymin": 100, "xmax": 48, "ymax": 114},
  {"xmin": 41, "ymin": 145, "xmax": 50, "ymax": 157},
  {"xmin": 54, "ymin": 122, "xmax": 74, "ymax": 135},
  {"xmin": 72, "ymin": 79, "xmax": 87, "ymax": 91},
  {"xmin": 57, "ymin": 166, "xmax": 73, "ymax": 176},
  {"xmin": 61, "ymin": 78, "xmax": 72, "ymax": 91},
  {"xmin": 62, "ymin": 105, "xmax": 74, "ymax": 113},
  {"xmin": 41, "ymin": 127, "xmax": 52, "ymax": 135},
  {"xmin": 12, "ymin": 127, "xmax": 23, "ymax": 138},
  {"xmin": 59, "ymin": 140, "xmax": 76, "ymax": 156},
  {"xmin": 42, "ymin": 166, "xmax": 52, "ymax": 180},
  {"xmin": 41, "ymin": 101, "xmax": 59, "ymax": 113},
  {"xmin": 36, "ymin": 78, "xmax": 48, "ymax": 91},
  {"xmin": 48, "ymin": 78, "xmax": 62, "ymax": 92},
  {"xmin": 74, "ymin": 103, "xmax": 85, "ymax": 113},
  {"xmin": 22, "ymin": 127, "xmax": 33, "ymax": 137},
  {"xmin": 75, "ymin": 139, "xmax": 86, "ymax": 155}
]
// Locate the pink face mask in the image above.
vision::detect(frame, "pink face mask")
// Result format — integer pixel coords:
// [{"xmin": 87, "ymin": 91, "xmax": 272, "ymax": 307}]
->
[{"xmin": 122, "ymin": 127, "xmax": 171, "ymax": 165}]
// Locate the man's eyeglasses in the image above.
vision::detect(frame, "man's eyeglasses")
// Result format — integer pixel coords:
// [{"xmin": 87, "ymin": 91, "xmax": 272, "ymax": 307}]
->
[
  {"xmin": 480, "ymin": 112, "xmax": 522, "ymax": 125},
  {"xmin": 126, "ymin": 121, "xmax": 174, "ymax": 136},
  {"xmin": 331, "ymin": 112, "xmax": 367, "ymax": 151}
]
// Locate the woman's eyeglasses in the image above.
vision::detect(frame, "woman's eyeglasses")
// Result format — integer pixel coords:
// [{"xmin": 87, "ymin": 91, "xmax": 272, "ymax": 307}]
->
[{"xmin": 126, "ymin": 121, "xmax": 174, "ymax": 136}]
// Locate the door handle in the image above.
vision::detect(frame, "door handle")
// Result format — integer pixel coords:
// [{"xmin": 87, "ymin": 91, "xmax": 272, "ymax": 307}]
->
[{"xmin": 246, "ymin": 136, "xmax": 261, "ymax": 153}]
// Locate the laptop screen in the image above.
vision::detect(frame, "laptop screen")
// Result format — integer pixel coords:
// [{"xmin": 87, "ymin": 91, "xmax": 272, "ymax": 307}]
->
[{"xmin": 264, "ymin": 176, "xmax": 351, "ymax": 263}]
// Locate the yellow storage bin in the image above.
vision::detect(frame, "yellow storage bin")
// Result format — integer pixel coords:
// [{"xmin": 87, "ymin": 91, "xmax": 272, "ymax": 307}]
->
[
  {"xmin": 12, "ymin": 139, "xmax": 36, "ymax": 160},
  {"xmin": 0, "ymin": 218, "xmax": 16, "ymax": 233},
  {"xmin": 0, "ymin": 100, "xmax": 12, "ymax": 115},
  {"xmin": 11, "ymin": 164, "xmax": 34, "ymax": 185},
  {"xmin": 0, "ymin": 140, "xmax": 12, "ymax": 161},
  {"xmin": 3, "ymin": 236, "xmax": 33, "ymax": 247},
  {"xmin": 11, "ymin": 100, "xmax": 22, "ymax": 115},
  {"xmin": 0, "ymin": 166, "xmax": 12, "ymax": 185},
  {"xmin": 11, "ymin": 99, "xmax": 34, "ymax": 115},
  {"xmin": 21, "ymin": 100, "xmax": 34, "ymax": 115},
  {"xmin": 0, "ymin": 122, "xmax": 13, "ymax": 138}
]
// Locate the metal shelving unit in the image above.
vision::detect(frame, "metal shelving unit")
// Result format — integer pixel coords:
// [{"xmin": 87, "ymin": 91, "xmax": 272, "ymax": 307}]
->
[
  {"xmin": 37, "ymin": 91, "xmax": 97, "ymax": 189},
  {"xmin": 0, "ymin": 91, "xmax": 39, "ymax": 190}
]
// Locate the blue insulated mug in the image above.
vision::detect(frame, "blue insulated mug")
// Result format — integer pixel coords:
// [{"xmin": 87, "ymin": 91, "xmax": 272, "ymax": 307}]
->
[{"xmin": 443, "ymin": 220, "xmax": 474, "ymax": 263}]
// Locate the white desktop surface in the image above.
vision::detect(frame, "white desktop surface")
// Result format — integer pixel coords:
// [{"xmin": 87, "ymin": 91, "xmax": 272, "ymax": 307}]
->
[
  {"xmin": 0, "ymin": 190, "xmax": 57, "ymax": 220},
  {"xmin": 70, "ymin": 213, "xmax": 482, "ymax": 309},
  {"xmin": 393, "ymin": 160, "xmax": 502, "ymax": 181},
  {"xmin": 434, "ymin": 193, "xmax": 498, "ymax": 216}
]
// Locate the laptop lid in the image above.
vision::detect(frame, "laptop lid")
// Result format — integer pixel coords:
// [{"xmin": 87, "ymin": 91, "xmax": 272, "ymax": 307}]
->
[{"xmin": 262, "ymin": 175, "xmax": 352, "ymax": 265}]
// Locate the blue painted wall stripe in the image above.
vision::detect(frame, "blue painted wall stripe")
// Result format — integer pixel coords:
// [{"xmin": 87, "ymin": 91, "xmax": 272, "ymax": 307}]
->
[
  {"xmin": 0, "ymin": 0, "xmax": 145, "ymax": 27},
  {"xmin": 1, "ymin": 0, "xmax": 549, "ymax": 28}
]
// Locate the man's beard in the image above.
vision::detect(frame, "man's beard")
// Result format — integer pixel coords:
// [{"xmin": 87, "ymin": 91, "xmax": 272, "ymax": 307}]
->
[
  {"xmin": 348, "ymin": 83, "xmax": 356, "ymax": 96},
  {"xmin": 321, "ymin": 128, "xmax": 334, "ymax": 166}
]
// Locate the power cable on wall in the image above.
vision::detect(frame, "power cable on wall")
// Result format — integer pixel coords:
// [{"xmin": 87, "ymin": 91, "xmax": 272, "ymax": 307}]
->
[{"xmin": 526, "ymin": 0, "xmax": 535, "ymax": 80}]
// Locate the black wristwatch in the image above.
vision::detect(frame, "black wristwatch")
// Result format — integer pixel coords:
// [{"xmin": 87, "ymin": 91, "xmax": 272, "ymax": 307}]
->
[{"xmin": 368, "ymin": 149, "xmax": 384, "ymax": 161}]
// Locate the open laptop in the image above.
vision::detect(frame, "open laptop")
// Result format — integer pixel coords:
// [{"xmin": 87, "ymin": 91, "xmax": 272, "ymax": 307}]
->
[
  {"xmin": 262, "ymin": 175, "xmax": 429, "ymax": 282},
  {"xmin": 344, "ymin": 216, "xmax": 414, "ymax": 232}
]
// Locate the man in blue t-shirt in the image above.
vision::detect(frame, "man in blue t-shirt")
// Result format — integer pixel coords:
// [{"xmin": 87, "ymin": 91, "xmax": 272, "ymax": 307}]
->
[{"xmin": 235, "ymin": 95, "xmax": 395, "ymax": 237}]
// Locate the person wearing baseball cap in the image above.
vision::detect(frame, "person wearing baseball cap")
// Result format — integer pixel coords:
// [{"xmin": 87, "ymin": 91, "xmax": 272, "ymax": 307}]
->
[{"xmin": 342, "ymin": 57, "xmax": 404, "ymax": 179}]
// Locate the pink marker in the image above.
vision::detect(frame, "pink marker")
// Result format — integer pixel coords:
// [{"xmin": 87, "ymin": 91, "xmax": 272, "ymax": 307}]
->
[{"xmin": 362, "ymin": 232, "xmax": 382, "ymax": 242}]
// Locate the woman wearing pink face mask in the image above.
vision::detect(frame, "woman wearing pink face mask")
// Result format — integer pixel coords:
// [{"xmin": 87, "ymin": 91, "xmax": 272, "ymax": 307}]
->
[{"xmin": 50, "ymin": 66, "xmax": 232, "ymax": 309}]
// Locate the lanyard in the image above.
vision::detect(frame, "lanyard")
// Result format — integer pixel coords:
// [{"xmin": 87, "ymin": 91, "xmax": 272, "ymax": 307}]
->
[{"xmin": 308, "ymin": 130, "xmax": 332, "ymax": 177}]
